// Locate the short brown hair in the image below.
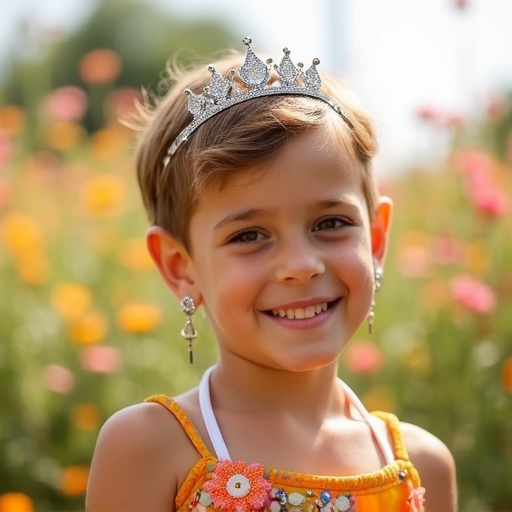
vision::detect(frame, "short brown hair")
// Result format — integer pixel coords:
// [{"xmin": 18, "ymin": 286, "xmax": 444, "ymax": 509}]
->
[{"xmin": 134, "ymin": 53, "xmax": 379, "ymax": 251}]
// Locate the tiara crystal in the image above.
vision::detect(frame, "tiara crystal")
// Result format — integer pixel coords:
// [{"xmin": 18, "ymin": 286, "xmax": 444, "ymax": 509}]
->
[{"xmin": 163, "ymin": 37, "xmax": 352, "ymax": 168}]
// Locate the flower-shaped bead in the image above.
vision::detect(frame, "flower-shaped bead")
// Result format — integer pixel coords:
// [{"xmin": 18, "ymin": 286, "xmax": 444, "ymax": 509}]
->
[{"xmin": 203, "ymin": 460, "xmax": 272, "ymax": 512}]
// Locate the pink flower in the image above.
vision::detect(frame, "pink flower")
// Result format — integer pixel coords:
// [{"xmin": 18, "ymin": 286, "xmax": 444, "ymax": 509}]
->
[
  {"xmin": 42, "ymin": 364, "xmax": 75, "ymax": 393},
  {"xmin": 42, "ymin": 86, "xmax": 88, "ymax": 122},
  {"xmin": 451, "ymin": 275, "xmax": 496, "ymax": 314},
  {"xmin": 453, "ymin": 0, "xmax": 469, "ymax": 10},
  {"xmin": 80, "ymin": 346, "xmax": 121, "ymax": 374},
  {"xmin": 470, "ymin": 184, "xmax": 509, "ymax": 217},
  {"xmin": 203, "ymin": 460, "xmax": 271, "ymax": 512},
  {"xmin": 416, "ymin": 106, "xmax": 465, "ymax": 128},
  {"xmin": 346, "ymin": 341, "xmax": 384, "ymax": 375},
  {"xmin": 0, "ymin": 176, "xmax": 12, "ymax": 208},
  {"xmin": 408, "ymin": 486, "xmax": 426, "ymax": 512},
  {"xmin": 0, "ymin": 130, "xmax": 13, "ymax": 168},
  {"xmin": 453, "ymin": 149, "xmax": 493, "ymax": 179}
]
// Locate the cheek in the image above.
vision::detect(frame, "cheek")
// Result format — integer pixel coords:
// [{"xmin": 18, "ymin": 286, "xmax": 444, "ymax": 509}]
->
[{"xmin": 196, "ymin": 253, "xmax": 263, "ymax": 310}]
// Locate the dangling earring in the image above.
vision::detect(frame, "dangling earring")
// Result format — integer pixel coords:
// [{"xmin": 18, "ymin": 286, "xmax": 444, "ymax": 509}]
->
[
  {"xmin": 180, "ymin": 296, "xmax": 198, "ymax": 364},
  {"xmin": 368, "ymin": 269, "xmax": 383, "ymax": 335}
]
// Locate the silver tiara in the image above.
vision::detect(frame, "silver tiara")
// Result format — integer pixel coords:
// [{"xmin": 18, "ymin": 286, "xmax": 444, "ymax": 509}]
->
[{"xmin": 163, "ymin": 37, "xmax": 352, "ymax": 168}]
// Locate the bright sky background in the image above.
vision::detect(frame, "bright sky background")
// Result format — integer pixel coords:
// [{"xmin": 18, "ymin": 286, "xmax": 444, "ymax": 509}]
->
[{"xmin": 1, "ymin": 0, "xmax": 511, "ymax": 174}]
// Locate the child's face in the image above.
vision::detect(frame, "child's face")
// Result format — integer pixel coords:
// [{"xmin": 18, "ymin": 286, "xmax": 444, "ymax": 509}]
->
[{"xmin": 181, "ymin": 129, "xmax": 390, "ymax": 372}]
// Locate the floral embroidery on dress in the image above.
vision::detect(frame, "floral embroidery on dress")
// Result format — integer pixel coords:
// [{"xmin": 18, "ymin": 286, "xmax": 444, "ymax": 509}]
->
[
  {"xmin": 202, "ymin": 460, "xmax": 272, "ymax": 512},
  {"xmin": 408, "ymin": 486, "xmax": 426, "ymax": 512}
]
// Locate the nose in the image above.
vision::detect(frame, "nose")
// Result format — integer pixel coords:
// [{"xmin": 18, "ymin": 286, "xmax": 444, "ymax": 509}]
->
[{"xmin": 274, "ymin": 236, "xmax": 325, "ymax": 283}]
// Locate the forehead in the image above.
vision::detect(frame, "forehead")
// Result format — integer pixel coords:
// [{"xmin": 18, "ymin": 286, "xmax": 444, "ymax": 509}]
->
[{"xmin": 198, "ymin": 128, "xmax": 367, "ymax": 213}]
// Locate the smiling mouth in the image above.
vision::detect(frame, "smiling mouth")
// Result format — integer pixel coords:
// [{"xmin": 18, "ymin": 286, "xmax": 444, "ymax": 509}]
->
[{"xmin": 267, "ymin": 300, "xmax": 338, "ymax": 320}]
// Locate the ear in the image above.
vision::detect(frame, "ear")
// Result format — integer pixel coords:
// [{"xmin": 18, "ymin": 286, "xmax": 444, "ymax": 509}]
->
[
  {"xmin": 146, "ymin": 226, "xmax": 202, "ymax": 304},
  {"xmin": 370, "ymin": 196, "xmax": 393, "ymax": 268}
]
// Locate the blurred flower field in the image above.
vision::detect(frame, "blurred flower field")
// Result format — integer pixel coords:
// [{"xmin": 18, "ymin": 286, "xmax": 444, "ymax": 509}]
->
[{"xmin": 0, "ymin": 48, "xmax": 511, "ymax": 512}]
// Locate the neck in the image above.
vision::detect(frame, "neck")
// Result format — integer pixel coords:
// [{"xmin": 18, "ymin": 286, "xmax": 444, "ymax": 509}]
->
[{"xmin": 209, "ymin": 356, "xmax": 346, "ymax": 422}]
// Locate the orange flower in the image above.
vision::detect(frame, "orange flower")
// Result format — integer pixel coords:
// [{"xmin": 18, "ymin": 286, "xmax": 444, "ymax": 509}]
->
[
  {"xmin": 117, "ymin": 302, "xmax": 162, "ymax": 333},
  {"xmin": 83, "ymin": 174, "xmax": 126, "ymax": 217},
  {"xmin": 15, "ymin": 253, "xmax": 49, "ymax": 286},
  {"xmin": 0, "ymin": 492, "xmax": 34, "ymax": 512},
  {"xmin": 59, "ymin": 465, "xmax": 89, "ymax": 497},
  {"xmin": 203, "ymin": 460, "xmax": 271, "ymax": 512},
  {"xmin": 1, "ymin": 212, "xmax": 43, "ymax": 255},
  {"xmin": 69, "ymin": 311, "xmax": 108, "ymax": 345},
  {"xmin": 0, "ymin": 105, "xmax": 26, "ymax": 135},
  {"xmin": 79, "ymin": 49, "xmax": 122, "ymax": 85},
  {"xmin": 502, "ymin": 357, "xmax": 512, "ymax": 394},
  {"xmin": 72, "ymin": 403, "xmax": 101, "ymax": 431},
  {"xmin": 51, "ymin": 283, "xmax": 93, "ymax": 321}
]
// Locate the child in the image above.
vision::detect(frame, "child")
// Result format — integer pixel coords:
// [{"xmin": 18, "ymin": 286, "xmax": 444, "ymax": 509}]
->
[{"xmin": 86, "ymin": 38, "xmax": 457, "ymax": 512}]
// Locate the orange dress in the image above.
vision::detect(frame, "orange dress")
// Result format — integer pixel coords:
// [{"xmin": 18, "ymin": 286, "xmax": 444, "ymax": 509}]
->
[{"xmin": 145, "ymin": 394, "xmax": 425, "ymax": 512}]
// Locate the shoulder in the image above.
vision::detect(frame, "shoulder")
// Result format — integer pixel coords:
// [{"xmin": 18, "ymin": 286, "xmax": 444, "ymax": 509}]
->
[
  {"xmin": 400, "ymin": 421, "xmax": 458, "ymax": 512},
  {"xmin": 95, "ymin": 400, "xmax": 191, "ymax": 459},
  {"xmin": 86, "ymin": 400, "xmax": 199, "ymax": 512}
]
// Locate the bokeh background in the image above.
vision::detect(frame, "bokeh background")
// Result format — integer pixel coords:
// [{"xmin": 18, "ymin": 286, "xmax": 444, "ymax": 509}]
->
[{"xmin": 0, "ymin": 0, "xmax": 511, "ymax": 511}]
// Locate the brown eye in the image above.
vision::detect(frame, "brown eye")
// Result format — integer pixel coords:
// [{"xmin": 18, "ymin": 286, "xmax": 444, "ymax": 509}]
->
[
  {"xmin": 313, "ymin": 217, "xmax": 349, "ymax": 232},
  {"xmin": 228, "ymin": 229, "xmax": 264, "ymax": 244}
]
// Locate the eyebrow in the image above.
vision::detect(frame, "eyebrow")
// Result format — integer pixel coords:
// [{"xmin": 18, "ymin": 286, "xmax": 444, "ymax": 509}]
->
[
  {"xmin": 213, "ymin": 198, "xmax": 359, "ymax": 231},
  {"xmin": 213, "ymin": 208, "xmax": 274, "ymax": 230}
]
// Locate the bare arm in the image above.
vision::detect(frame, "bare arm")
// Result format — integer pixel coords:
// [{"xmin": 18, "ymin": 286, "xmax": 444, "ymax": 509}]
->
[
  {"xmin": 401, "ymin": 422, "xmax": 458, "ymax": 512},
  {"xmin": 86, "ymin": 403, "xmax": 181, "ymax": 512}
]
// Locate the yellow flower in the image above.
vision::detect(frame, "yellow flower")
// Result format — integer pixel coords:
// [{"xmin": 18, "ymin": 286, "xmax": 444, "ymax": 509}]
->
[
  {"xmin": 51, "ymin": 283, "xmax": 93, "ymax": 321},
  {"xmin": 83, "ymin": 174, "xmax": 126, "ymax": 217},
  {"xmin": 59, "ymin": 465, "xmax": 89, "ymax": 497},
  {"xmin": 1, "ymin": 212, "xmax": 43, "ymax": 255},
  {"xmin": 466, "ymin": 241, "xmax": 489, "ymax": 275},
  {"xmin": 0, "ymin": 493, "xmax": 34, "ymax": 512},
  {"xmin": 72, "ymin": 403, "xmax": 101, "ymax": 431},
  {"xmin": 117, "ymin": 302, "xmax": 162, "ymax": 333},
  {"xmin": 43, "ymin": 121, "xmax": 86, "ymax": 151},
  {"xmin": 69, "ymin": 311, "xmax": 108, "ymax": 345},
  {"xmin": 119, "ymin": 238, "xmax": 153, "ymax": 271},
  {"xmin": 90, "ymin": 125, "xmax": 131, "ymax": 160}
]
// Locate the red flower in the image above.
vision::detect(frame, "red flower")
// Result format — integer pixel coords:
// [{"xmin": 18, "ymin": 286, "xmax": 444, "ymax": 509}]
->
[{"xmin": 203, "ymin": 460, "xmax": 271, "ymax": 512}]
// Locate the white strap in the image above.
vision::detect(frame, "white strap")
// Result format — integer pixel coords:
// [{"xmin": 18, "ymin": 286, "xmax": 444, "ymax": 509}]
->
[
  {"xmin": 199, "ymin": 366, "xmax": 232, "ymax": 460},
  {"xmin": 337, "ymin": 379, "xmax": 395, "ymax": 465},
  {"xmin": 199, "ymin": 367, "xmax": 395, "ymax": 465}
]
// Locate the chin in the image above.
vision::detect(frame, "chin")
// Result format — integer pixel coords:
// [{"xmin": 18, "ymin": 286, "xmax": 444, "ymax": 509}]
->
[{"xmin": 277, "ymin": 349, "xmax": 341, "ymax": 373}]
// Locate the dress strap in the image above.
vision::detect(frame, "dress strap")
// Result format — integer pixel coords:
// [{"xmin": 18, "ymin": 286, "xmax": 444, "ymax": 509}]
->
[
  {"xmin": 199, "ymin": 366, "xmax": 232, "ymax": 460},
  {"xmin": 145, "ymin": 394, "xmax": 212, "ymax": 459},
  {"xmin": 337, "ymin": 379, "xmax": 396, "ymax": 466}
]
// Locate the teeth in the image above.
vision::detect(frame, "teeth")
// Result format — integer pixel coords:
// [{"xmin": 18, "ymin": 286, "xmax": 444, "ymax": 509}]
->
[{"xmin": 271, "ymin": 302, "xmax": 329, "ymax": 319}]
